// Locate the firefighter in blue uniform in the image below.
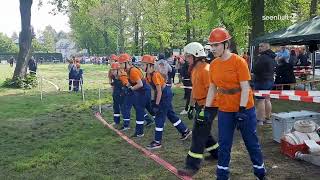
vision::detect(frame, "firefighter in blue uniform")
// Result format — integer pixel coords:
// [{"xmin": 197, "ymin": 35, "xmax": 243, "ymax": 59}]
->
[
  {"xmin": 110, "ymin": 61, "xmax": 129, "ymax": 126},
  {"xmin": 118, "ymin": 53, "xmax": 153, "ymax": 136},
  {"xmin": 140, "ymin": 55, "xmax": 192, "ymax": 149}
]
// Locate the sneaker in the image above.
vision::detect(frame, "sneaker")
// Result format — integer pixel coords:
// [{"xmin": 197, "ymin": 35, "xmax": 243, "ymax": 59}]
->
[
  {"xmin": 265, "ymin": 119, "xmax": 272, "ymax": 124},
  {"xmin": 180, "ymin": 110, "xmax": 188, "ymax": 115},
  {"xmin": 177, "ymin": 168, "xmax": 198, "ymax": 177},
  {"xmin": 256, "ymin": 176, "xmax": 268, "ymax": 180},
  {"xmin": 180, "ymin": 129, "xmax": 192, "ymax": 140},
  {"xmin": 119, "ymin": 126, "xmax": 130, "ymax": 131},
  {"xmin": 145, "ymin": 121, "xmax": 154, "ymax": 127},
  {"xmin": 146, "ymin": 141, "xmax": 162, "ymax": 150},
  {"xmin": 257, "ymin": 120, "xmax": 264, "ymax": 126},
  {"xmin": 295, "ymin": 151, "xmax": 302, "ymax": 159},
  {"xmin": 131, "ymin": 133, "xmax": 144, "ymax": 138}
]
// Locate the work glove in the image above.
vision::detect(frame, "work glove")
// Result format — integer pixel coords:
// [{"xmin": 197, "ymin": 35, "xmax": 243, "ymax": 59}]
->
[
  {"xmin": 122, "ymin": 86, "xmax": 133, "ymax": 96},
  {"xmin": 151, "ymin": 100, "xmax": 156, "ymax": 106},
  {"xmin": 152, "ymin": 104, "xmax": 160, "ymax": 115},
  {"xmin": 187, "ymin": 106, "xmax": 195, "ymax": 120},
  {"xmin": 235, "ymin": 106, "xmax": 248, "ymax": 130},
  {"xmin": 204, "ymin": 106, "xmax": 218, "ymax": 121}
]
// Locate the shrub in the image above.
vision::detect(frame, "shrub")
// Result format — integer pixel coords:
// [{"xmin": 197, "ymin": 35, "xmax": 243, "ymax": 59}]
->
[{"xmin": 2, "ymin": 74, "xmax": 38, "ymax": 89}]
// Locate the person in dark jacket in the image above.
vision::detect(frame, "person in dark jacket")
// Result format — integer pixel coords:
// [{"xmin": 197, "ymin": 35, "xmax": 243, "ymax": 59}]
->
[
  {"xmin": 275, "ymin": 58, "xmax": 296, "ymax": 90},
  {"xmin": 28, "ymin": 57, "xmax": 37, "ymax": 75},
  {"xmin": 289, "ymin": 50, "xmax": 298, "ymax": 66},
  {"xmin": 179, "ymin": 59, "xmax": 192, "ymax": 115},
  {"xmin": 253, "ymin": 43, "xmax": 276, "ymax": 125},
  {"xmin": 70, "ymin": 63, "xmax": 83, "ymax": 92},
  {"xmin": 297, "ymin": 47, "xmax": 310, "ymax": 66}
]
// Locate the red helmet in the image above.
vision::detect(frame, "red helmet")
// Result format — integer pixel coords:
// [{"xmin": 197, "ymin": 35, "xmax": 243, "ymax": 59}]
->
[
  {"xmin": 141, "ymin": 55, "xmax": 155, "ymax": 64},
  {"xmin": 110, "ymin": 54, "xmax": 118, "ymax": 61},
  {"xmin": 111, "ymin": 62, "xmax": 120, "ymax": 70},
  {"xmin": 118, "ymin": 53, "xmax": 131, "ymax": 63},
  {"xmin": 208, "ymin": 27, "xmax": 232, "ymax": 44}
]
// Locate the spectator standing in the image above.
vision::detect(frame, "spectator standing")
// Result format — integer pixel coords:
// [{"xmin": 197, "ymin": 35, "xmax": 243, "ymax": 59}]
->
[
  {"xmin": 275, "ymin": 58, "xmax": 296, "ymax": 90},
  {"xmin": 297, "ymin": 47, "xmax": 310, "ymax": 66},
  {"xmin": 9, "ymin": 56, "xmax": 14, "ymax": 67},
  {"xmin": 289, "ymin": 49, "xmax": 298, "ymax": 66},
  {"xmin": 28, "ymin": 56, "xmax": 37, "ymax": 75},
  {"xmin": 253, "ymin": 43, "xmax": 276, "ymax": 125}
]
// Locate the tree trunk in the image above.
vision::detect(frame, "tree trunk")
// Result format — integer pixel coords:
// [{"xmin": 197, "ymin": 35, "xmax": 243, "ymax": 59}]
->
[
  {"xmin": 250, "ymin": 0, "xmax": 264, "ymax": 41},
  {"xmin": 185, "ymin": 0, "xmax": 191, "ymax": 44},
  {"xmin": 102, "ymin": 31, "xmax": 109, "ymax": 54},
  {"xmin": 133, "ymin": 13, "xmax": 139, "ymax": 55},
  {"xmin": 310, "ymin": 0, "xmax": 318, "ymax": 18},
  {"xmin": 140, "ymin": 29, "xmax": 144, "ymax": 55},
  {"xmin": 117, "ymin": 0, "xmax": 125, "ymax": 53},
  {"xmin": 13, "ymin": 0, "xmax": 33, "ymax": 80},
  {"xmin": 250, "ymin": 0, "xmax": 264, "ymax": 59},
  {"xmin": 119, "ymin": 27, "xmax": 125, "ymax": 53}
]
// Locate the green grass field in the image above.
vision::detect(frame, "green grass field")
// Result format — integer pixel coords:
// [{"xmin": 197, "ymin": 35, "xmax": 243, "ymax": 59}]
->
[{"xmin": 1, "ymin": 64, "xmax": 320, "ymax": 180}]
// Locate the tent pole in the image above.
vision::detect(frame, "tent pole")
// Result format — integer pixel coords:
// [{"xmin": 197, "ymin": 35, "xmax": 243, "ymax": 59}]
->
[
  {"xmin": 250, "ymin": 46, "xmax": 255, "ymax": 71},
  {"xmin": 312, "ymin": 51, "xmax": 316, "ymax": 81}
]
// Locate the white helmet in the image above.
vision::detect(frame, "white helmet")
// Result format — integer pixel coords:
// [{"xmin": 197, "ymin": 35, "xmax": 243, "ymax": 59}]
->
[{"xmin": 183, "ymin": 42, "xmax": 206, "ymax": 57}]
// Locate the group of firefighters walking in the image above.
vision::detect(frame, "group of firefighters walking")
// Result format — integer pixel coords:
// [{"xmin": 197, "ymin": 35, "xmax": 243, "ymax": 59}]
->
[{"xmin": 109, "ymin": 27, "xmax": 266, "ymax": 180}]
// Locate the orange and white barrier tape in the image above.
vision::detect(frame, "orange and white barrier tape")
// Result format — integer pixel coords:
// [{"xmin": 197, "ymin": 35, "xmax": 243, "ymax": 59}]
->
[
  {"xmin": 173, "ymin": 85, "xmax": 320, "ymax": 103},
  {"xmin": 254, "ymin": 90, "xmax": 320, "ymax": 97},
  {"xmin": 254, "ymin": 93, "xmax": 320, "ymax": 103}
]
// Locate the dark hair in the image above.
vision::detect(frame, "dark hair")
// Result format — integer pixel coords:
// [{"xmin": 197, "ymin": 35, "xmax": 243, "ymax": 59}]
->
[{"xmin": 290, "ymin": 50, "xmax": 296, "ymax": 56}]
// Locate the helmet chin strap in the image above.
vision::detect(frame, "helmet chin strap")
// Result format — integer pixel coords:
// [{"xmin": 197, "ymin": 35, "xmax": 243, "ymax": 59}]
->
[{"xmin": 217, "ymin": 41, "xmax": 227, "ymax": 58}]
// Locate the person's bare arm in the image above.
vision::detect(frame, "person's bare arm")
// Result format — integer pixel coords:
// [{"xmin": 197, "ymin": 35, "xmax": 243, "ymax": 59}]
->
[
  {"xmin": 205, "ymin": 83, "xmax": 217, "ymax": 107},
  {"xmin": 131, "ymin": 79, "xmax": 143, "ymax": 90},
  {"xmin": 239, "ymin": 81, "xmax": 250, "ymax": 107}
]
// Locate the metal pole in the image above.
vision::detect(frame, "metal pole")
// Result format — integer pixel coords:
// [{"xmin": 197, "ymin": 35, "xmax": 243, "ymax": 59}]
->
[
  {"xmin": 71, "ymin": 79, "xmax": 74, "ymax": 92},
  {"xmin": 81, "ymin": 78, "xmax": 85, "ymax": 102},
  {"xmin": 312, "ymin": 51, "xmax": 316, "ymax": 81},
  {"xmin": 249, "ymin": 46, "xmax": 255, "ymax": 72},
  {"xmin": 40, "ymin": 76, "xmax": 43, "ymax": 101},
  {"xmin": 98, "ymin": 88, "xmax": 102, "ymax": 114}
]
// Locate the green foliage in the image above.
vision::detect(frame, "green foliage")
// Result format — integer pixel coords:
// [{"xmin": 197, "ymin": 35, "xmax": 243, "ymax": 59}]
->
[
  {"xmin": 58, "ymin": 0, "xmax": 319, "ymax": 54},
  {"xmin": 0, "ymin": 33, "xmax": 18, "ymax": 53},
  {"xmin": 2, "ymin": 74, "xmax": 38, "ymax": 89}
]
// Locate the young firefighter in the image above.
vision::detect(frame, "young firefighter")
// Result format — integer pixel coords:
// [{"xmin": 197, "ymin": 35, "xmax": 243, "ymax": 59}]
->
[
  {"xmin": 117, "ymin": 53, "xmax": 153, "ymax": 136},
  {"xmin": 70, "ymin": 62, "xmax": 83, "ymax": 92},
  {"xmin": 206, "ymin": 27, "xmax": 266, "ymax": 180},
  {"xmin": 108, "ymin": 54, "xmax": 119, "ymax": 85},
  {"xmin": 110, "ymin": 62, "xmax": 129, "ymax": 126},
  {"xmin": 178, "ymin": 42, "xmax": 219, "ymax": 176},
  {"xmin": 140, "ymin": 55, "xmax": 192, "ymax": 149},
  {"xmin": 68, "ymin": 57, "xmax": 76, "ymax": 91}
]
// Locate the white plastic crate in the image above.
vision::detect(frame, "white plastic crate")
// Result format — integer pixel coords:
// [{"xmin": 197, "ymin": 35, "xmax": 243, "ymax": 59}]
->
[{"xmin": 271, "ymin": 110, "xmax": 320, "ymax": 143}]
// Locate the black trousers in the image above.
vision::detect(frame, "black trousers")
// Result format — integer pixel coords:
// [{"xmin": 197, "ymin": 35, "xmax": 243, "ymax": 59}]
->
[{"xmin": 185, "ymin": 104, "xmax": 219, "ymax": 171}]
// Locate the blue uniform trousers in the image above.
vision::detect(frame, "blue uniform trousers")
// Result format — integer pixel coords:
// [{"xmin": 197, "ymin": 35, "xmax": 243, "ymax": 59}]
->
[
  {"xmin": 154, "ymin": 86, "xmax": 188, "ymax": 142},
  {"xmin": 216, "ymin": 107, "xmax": 266, "ymax": 180}
]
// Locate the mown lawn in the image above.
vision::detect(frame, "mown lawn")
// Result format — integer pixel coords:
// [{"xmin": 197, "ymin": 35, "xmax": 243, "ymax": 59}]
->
[{"xmin": 1, "ymin": 64, "xmax": 320, "ymax": 180}]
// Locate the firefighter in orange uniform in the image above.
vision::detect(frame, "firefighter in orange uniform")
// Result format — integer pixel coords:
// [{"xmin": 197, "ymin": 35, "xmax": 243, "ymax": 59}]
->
[
  {"xmin": 206, "ymin": 27, "xmax": 266, "ymax": 180},
  {"xmin": 118, "ymin": 53, "xmax": 153, "ymax": 136},
  {"xmin": 141, "ymin": 55, "xmax": 191, "ymax": 149},
  {"xmin": 178, "ymin": 42, "xmax": 219, "ymax": 176}
]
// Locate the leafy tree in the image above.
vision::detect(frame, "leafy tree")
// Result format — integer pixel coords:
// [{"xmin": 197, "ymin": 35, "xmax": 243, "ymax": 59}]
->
[{"xmin": 0, "ymin": 33, "xmax": 19, "ymax": 53}]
